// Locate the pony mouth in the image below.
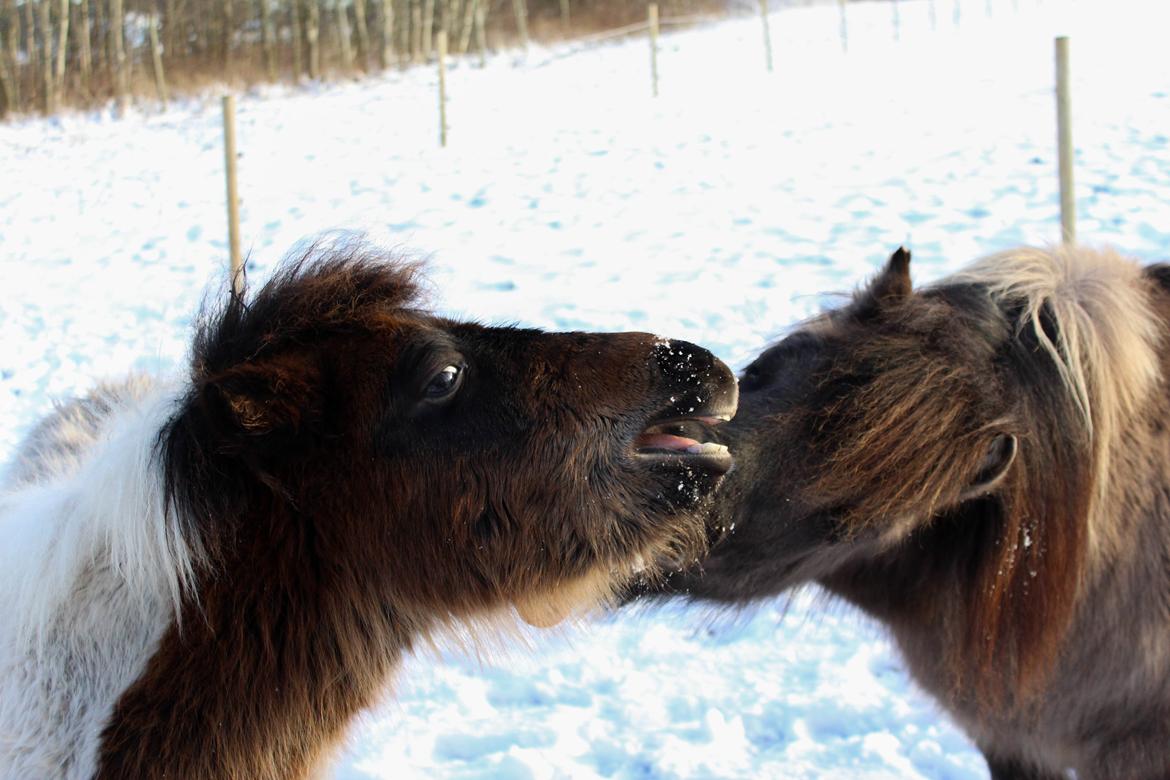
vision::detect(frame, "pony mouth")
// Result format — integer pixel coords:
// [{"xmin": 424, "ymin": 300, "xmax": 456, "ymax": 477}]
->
[{"xmin": 633, "ymin": 413, "xmax": 733, "ymax": 474}]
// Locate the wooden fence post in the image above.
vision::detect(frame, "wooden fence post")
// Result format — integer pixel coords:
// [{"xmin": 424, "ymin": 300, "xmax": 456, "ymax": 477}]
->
[
  {"xmin": 1055, "ymin": 36, "xmax": 1074, "ymax": 244},
  {"xmin": 758, "ymin": 0, "xmax": 773, "ymax": 72},
  {"xmin": 437, "ymin": 29, "xmax": 447, "ymax": 146},
  {"xmin": 648, "ymin": 3, "xmax": 658, "ymax": 97},
  {"xmin": 222, "ymin": 95, "xmax": 243, "ymax": 294}
]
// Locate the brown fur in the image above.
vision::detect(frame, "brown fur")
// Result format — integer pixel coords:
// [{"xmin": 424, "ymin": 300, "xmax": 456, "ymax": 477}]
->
[
  {"xmin": 645, "ymin": 246, "xmax": 1170, "ymax": 778},
  {"xmin": 93, "ymin": 241, "xmax": 737, "ymax": 778}
]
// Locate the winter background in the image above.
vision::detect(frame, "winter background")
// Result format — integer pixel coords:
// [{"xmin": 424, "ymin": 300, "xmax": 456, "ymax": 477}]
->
[{"xmin": 2, "ymin": 0, "xmax": 1168, "ymax": 776}]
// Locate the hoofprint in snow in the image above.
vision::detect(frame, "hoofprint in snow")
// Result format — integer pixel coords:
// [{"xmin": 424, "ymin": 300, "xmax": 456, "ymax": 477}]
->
[{"xmin": 2, "ymin": 0, "xmax": 1168, "ymax": 776}]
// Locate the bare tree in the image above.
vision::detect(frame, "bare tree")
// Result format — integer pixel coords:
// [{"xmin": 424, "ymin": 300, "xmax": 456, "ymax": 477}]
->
[
  {"xmin": 1, "ymin": 0, "xmax": 738, "ymax": 119},
  {"xmin": 352, "ymin": 0, "xmax": 369, "ymax": 68},
  {"xmin": 335, "ymin": 0, "xmax": 353, "ymax": 69},
  {"xmin": 379, "ymin": 0, "xmax": 394, "ymax": 68},
  {"xmin": 22, "ymin": 0, "xmax": 34, "ymax": 105},
  {"xmin": 260, "ymin": 0, "xmax": 277, "ymax": 79},
  {"xmin": 396, "ymin": 0, "xmax": 407, "ymax": 64},
  {"xmin": 222, "ymin": 0, "xmax": 233, "ymax": 71},
  {"xmin": 78, "ymin": 0, "xmax": 93, "ymax": 92},
  {"xmin": 511, "ymin": 0, "xmax": 527, "ymax": 51},
  {"xmin": 53, "ymin": 0, "xmax": 69, "ymax": 104},
  {"xmin": 306, "ymin": 0, "xmax": 320, "ymax": 78},
  {"xmin": 0, "ymin": 16, "xmax": 12, "ymax": 117},
  {"xmin": 38, "ymin": 0, "xmax": 52, "ymax": 113},
  {"xmin": 110, "ymin": 0, "xmax": 129, "ymax": 114},
  {"xmin": 291, "ymin": 0, "xmax": 304, "ymax": 78},
  {"xmin": 2, "ymin": 0, "xmax": 20, "ymax": 110},
  {"xmin": 148, "ymin": 13, "xmax": 168, "ymax": 106},
  {"xmin": 473, "ymin": 0, "xmax": 485, "ymax": 65},
  {"xmin": 457, "ymin": 0, "xmax": 474, "ymax": 53},
  {"xmin": 408, "ymin": 0, "xmax": 419, "ymax": 62},
  {"xmin": 421, "ymin": 0, "xmax": 431, "ymax": 58}
]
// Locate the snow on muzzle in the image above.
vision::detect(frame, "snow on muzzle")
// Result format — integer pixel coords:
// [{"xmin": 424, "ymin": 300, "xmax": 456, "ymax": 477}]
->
[{"xmin": 633, "ymin": 339, "xmax": 738, "ymax": 475}]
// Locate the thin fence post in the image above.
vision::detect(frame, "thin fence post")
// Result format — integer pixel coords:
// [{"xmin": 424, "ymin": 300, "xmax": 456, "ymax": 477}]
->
[
  {"xmin": 837, "ymin": 0, "xmax": 847, "ymax": 53},
  {"xmin": 648, "ymin": 3, "xmax": 658, "ymax": 97},
  {"xmin": 953, "ymin": 0, "xmax": 961, "ymax": 27},
  {"xmin": 1055, "ymin": 36, "xmax": 1075, "ymax": 244},
  {"xmin": 928, "ymin": 0, "xmax": 936, "ymax": 30},
  {"xmin": 437, "ymin": 29, "xmax": 448, "ymax": 146},
  {"xmin": 892, "ymin": 0, "xmax": 900, "ymax": 42},
  {"xmin": 222, "ymin": 95, "xmax": 243, "ymax": 294},
  {"xmin": 758, "ymin": 0, "xmax": 773, "ymax": 72}
]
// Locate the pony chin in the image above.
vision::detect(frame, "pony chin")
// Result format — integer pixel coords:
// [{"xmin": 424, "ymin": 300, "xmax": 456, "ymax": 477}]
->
[{"xmin": 512, "ymin": 569, "xmax": 619, "ymax": 628}]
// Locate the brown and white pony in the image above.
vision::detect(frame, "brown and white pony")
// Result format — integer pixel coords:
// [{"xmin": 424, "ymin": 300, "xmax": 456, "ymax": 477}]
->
[
  {"xmin": 0, "ymin": 242, "xmax": 737, "ymax": 779},
  {"xmin": 640, "ymin": 245, "xmax": 1170, "ymax": 779}
]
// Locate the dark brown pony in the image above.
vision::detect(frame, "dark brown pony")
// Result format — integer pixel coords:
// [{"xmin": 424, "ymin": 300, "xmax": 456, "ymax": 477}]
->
[
  {"xmin": 0, "ymin": 241, "xmax": 737, "ymax": 780},
  {"xmin": 639, "ymin": 246, "xmax": 1170, "ymax": 779}
]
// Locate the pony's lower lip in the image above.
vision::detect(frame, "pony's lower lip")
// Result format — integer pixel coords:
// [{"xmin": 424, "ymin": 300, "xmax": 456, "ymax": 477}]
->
[
  {"xmin": 632, "ymin": 410, "xmax": 733, "ymax": 473},
  {"xmin": 633, "ymin": 443, "xmax": 733, "ymax": 474}
]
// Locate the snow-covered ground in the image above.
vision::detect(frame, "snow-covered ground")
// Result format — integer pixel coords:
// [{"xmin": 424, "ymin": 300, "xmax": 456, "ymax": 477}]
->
[{"xmin": 3, "ymin": 0, "xmax": 1169, "ymax": 776}]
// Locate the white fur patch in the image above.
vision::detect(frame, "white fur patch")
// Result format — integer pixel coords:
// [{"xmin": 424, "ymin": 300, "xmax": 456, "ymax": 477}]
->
[{"xmin": 0, "ymin": 381, "xmax": 199, "ymax": 778}]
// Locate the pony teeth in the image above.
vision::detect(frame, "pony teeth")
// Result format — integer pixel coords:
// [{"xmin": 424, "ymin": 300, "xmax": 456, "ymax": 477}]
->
[{"xmin": 685, "ymin": 442, "xmax": 729, "ymax": 455}]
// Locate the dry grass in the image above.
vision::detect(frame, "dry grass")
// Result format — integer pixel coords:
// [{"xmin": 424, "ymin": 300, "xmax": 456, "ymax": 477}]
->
[{"xmin": 2, "ymin": 0, "xmax": 747, "ymax": 117}]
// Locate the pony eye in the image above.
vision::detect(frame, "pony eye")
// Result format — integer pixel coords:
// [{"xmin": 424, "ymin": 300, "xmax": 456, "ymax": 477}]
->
[{"xmin": 424, "ymin": 364, "xmax": 464, "ymax": 401}]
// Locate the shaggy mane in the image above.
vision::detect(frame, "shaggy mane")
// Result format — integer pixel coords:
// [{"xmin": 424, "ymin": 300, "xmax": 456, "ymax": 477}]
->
[
  {"xmin": 942, "ymin": 246, "xmax": 1162, "ymax": 699},
  {"xmin": 160, "ymin": 240, "xmax": 424, "ymax": 565},
  {"xmin": 949, "ymin": 245, "xmax": 1163, "ymax": 521},
  {"xmin": 192, "ymin": 240, "xmax": 425, "ymax": 380}
]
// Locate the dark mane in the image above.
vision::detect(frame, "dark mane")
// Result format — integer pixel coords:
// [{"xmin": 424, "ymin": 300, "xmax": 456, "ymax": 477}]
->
[
  {"xmin": 194, "ymin": 242, "xmax": 424, "ymax": 378},
  {"xmin": 159, "ymin": 242, "xmax": 424, "ymax": 563}
]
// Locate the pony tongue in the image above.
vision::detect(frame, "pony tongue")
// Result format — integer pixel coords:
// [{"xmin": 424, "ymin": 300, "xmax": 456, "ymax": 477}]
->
[{"xmin": 634, "ymin": 432, "xmax": 701, "ymax": 451}]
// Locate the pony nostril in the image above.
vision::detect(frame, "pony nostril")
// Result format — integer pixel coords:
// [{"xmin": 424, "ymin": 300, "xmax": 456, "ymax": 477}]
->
[
  {"xmin": 651, "ymin": 339, "xmax": 721, "ymax": 376},
  {"xmin": 651, "ymin": 339, "xmax": 738, "ymax": 416}
]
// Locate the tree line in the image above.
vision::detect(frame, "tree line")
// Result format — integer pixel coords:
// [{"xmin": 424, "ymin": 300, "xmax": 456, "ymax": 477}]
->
[{"xmin": 0, "ymin": 0, "xmax": 722, "ymax": 118}]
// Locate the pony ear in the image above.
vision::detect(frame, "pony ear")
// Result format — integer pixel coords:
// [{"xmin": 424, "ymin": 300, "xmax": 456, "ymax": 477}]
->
[
  {"xmin": 871, "ymin": 247, "xmax": 912, "ymax": 302},
  {"xmin": 960, "ymin": 433, "xmax": 1018, "ymax": 501},
  {"xmin": 854, "ymin": 248, "xmax": 912, "ymax": 318},
  {"xmin": 200, "ymin": 356, "xmax": 322, "ymax": 441}
]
